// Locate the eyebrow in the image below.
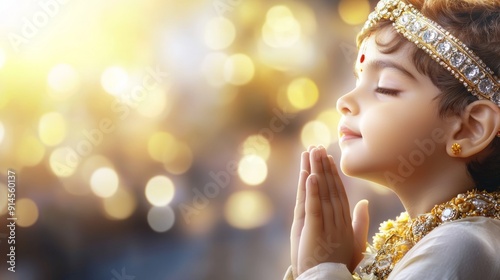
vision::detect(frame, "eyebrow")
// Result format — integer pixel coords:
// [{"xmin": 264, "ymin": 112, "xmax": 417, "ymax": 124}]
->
[{"xmin": 353, "ymin": 59, "xmax": 417, "ymax": 81}]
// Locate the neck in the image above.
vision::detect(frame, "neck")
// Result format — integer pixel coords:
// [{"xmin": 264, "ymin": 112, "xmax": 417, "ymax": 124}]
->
[{"xmin": 394, "ymin": 162, "xmax": 473, "ymax": 217}]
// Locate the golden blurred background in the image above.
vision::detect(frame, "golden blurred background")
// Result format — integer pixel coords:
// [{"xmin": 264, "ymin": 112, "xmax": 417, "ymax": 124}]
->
[{"xmin": 0, "ymin": 0, "xmax": 403, "ymax": 279}]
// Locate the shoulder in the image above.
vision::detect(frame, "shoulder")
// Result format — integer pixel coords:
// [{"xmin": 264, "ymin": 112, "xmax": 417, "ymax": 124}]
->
[{"xmin": 389, "ymin": 217, "xmax": 500, "ymax": 280}]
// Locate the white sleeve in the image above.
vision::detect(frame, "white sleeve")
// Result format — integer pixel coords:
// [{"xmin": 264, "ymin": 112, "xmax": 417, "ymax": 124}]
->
[
  {"xmin": 282, "ymin": 263, "xmax": 353, "ymax": 280},
  {"xmin": 388, "ymin": 217, "xmax": 500, "ymax": 280}
]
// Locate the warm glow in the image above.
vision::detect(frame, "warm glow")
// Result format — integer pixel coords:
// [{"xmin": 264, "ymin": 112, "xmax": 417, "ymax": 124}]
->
[
  {"xmin": 338, "ymin": 0, "xmax": 371, "ymax": 25},
  {"xmin": 224, "ymin": 191, "xmax": 273, "ymax": 229},
  {"xmin": 103, "ymin": 188, "xmax": 137, "ymax": 220},
  {"xmin": 237, "ymin": 155, "xmax": 268, "ymax": 186},
  {"xmin": 38, "ymin": 112, "xmax": 67, "ymax": 146},
  {"xmin": 204, "ymin": 17, "xmax": 236, "ymax": 50},
  {"xmin": 223, "ymin": 53, "xmax": 255, "ymax": 86},
  {"xmin": 316, "ymin": 109, "xmax": 341, "ymax": 143},
  {"xmin": 147, "ymin": 206, "xmax": 175, "ymax": 233},
  {"xmin": 241, "ymin": 134, "xmax": 271, "ymax": 160},
  {"xmin": 145, "ymin": 175, "xmax": 175, "ymax": 206},
  {"xmin": 17, "ymin": 135, "xmax": 45, "ymax": 167},
  {"xmin": 0, "ymin": 184, "xmax": 7, "ymax": 215},
  {"xmin": 47, "ymin": 64, "xmax": 81, "ymax": 100},
  {"xmin": 101, "ymin": 66, "xmax": 129, "ymax": 96},
  {"xmin": 136, "ymin": 87, "xmax": 169, "ymax": 118},
  {"xmin": 49, "ymin": 147, "xmax": 78, "ymax": 177},
  {"xmin": 262, "ymin": 5, "xmax": 301, "ymax": 48},
  {"xmin": 0, "ymin": 121, "xmax": 4, "ymax": 145},
  {"xmin": 0, "ymin": 48, "xmax": 5, "ymax": 69},
  {"xmin": 287, "ymin": 77, "xmax": 319, "ymax": 110},
  {"xmin": 90, "ymin": 167, "xmax": 119, "ymax": 198},
  {"xmin": 301, "ymin": 120, "xmax": 331, "ymax": 149},
  {"xmin": 163, "ymin": 142, "xmax": 193, "ymax": 175},
  {"xmin": 201, "ymin": 52, "xmax": 228, "ymax": 87},
  {"xmin": 17, "ymin": 198, "xmax": 39, "ymax": 227},
  {"xmin": 147, "ymin": 131, "xmax": 178, "ymax": 163}
]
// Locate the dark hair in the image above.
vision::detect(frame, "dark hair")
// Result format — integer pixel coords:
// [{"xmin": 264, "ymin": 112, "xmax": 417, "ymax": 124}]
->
[{"xmin": 357, "ymin": 0, "xmax": 500, "ymax": 191}]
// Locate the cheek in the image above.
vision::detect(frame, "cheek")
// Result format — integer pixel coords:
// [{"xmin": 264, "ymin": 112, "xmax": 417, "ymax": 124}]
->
[{"xmin": 361, "ymin": 106, "xmax": 440, "ymax": 159}]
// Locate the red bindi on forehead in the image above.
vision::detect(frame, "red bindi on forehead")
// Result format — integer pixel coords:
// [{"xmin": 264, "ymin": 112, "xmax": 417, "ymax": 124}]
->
[{"xmin": 360, "ymin": 54, "xmax": 365, "ymax": 63}]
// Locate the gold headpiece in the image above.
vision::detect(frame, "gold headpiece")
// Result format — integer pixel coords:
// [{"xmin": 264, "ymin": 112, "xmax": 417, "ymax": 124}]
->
[{"xmin": 362, "ymin": 0, "xmax": 500, "ymax": 107}]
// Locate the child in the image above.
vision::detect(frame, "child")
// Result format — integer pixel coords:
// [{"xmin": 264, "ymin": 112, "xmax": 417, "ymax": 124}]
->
[{"xmin": 284, "ymin": 0, "xmax": 500, "ymax": 279}]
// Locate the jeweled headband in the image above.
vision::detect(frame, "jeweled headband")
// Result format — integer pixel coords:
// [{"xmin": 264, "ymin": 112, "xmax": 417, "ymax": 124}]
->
[{"xmin": 361, "ymin": 0, "xmax": 500, "ymax": 107}]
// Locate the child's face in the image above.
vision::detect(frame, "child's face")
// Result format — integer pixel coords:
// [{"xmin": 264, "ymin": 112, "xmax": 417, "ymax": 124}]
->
[{"xmin": 336, "ymin": 28, "xmax": 451, "ymax": 186}]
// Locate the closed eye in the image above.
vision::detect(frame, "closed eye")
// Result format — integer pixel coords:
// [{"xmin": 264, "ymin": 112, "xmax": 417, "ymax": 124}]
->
[{"xmin": 375, "ymin": 87, "xmax": 400, "ymax": 96}]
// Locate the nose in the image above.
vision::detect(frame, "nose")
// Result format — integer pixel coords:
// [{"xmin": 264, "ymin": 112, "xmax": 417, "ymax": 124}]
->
[{"xmin": 336, "ymin": 89, "xmax": 359, "ymax": 116}]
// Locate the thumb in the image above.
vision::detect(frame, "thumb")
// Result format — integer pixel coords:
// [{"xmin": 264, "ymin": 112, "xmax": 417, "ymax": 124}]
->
[{"xmin": 351, "ymin": 199, "xmax": 370, "ymax": 270}]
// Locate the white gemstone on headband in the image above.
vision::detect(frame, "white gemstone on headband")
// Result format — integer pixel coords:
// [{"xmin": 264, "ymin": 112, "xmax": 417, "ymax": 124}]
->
[
  {"xmin": 464, "ymin": 65, "xmax": 480, "ymax": 80},
  {"xmin": 436, "ymin": 41, "xmax": 452, "ymax": 55},
  {"xmin": 479, "ymin": 79, "xmax": 494, "ymax": 95},
  {"xmin": 450, "ymin": 52, "xmax": 466, "ymax": 67},
  {"xmin": 492, "ymin": 92, "xmax": 500, "ymax": 104},
  {"xmin": 408, "ymin": 21, "xmax": 423, "ymax": 33},
  {"xmin": 422, "ymin": 29, "xmax": 438, "ymax": 43},
  {"xmin": 399, "ymin": 13, "xmax": 412, "ymax": 25}
]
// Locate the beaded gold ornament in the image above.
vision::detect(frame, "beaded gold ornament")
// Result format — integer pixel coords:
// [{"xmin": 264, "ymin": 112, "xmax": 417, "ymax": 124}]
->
[
  {"xmin": 354, "ymin": 190, "xmax": 500, "ymax": 280},
  {"xmin": 361, "ymin": 0, "xmax": 500, "ymax": 108},
  {"xmin": 451, "ymin": 143, "xmax": 461, "ymax": 155}
]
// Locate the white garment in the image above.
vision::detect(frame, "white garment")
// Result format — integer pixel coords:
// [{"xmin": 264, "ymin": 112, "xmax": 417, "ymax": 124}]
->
[{"xmin": 284, "ymin": 217, "xmax": 500, "ymax": 280}]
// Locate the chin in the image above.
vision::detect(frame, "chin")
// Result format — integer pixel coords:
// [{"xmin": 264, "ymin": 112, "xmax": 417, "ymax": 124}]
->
[{"xmin": 339, "ymin": 158, "xmax": 389, "ymax": 184}]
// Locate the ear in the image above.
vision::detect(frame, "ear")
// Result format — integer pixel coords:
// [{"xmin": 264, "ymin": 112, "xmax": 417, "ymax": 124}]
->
[{"xmin": 447, "ymin": 100, "xmax": 500, "ymax": 158}]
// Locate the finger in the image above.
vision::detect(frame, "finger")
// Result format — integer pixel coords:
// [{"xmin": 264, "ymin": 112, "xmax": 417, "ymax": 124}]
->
[
  {"xmin": 351, "ymin": 200, "xmax": 370, "ymax": 270},
  {"xmin": 319, "ymin": 149, "xmax": 344, "ymax": 227},
  {"xmin": 328, "ymin": 155, "xmax": 351, "ymax": 225},
  {"xmin": 304, "ymin": 174, "xmax": 323, "ymax": 230},
  {"xmin": 309, "ymin": 147, "xmax": 334, "ymax": 229},
  {"xmin": 291, "ymin": 152, "xmax": 310, "ymax": 272},
  {"xmin": 301, "ymin": 151, "xmax": 311, "ymax": 174},
  {"xmin": 293, "ymin": 169, "xmax": 309, "ymax": 231}
]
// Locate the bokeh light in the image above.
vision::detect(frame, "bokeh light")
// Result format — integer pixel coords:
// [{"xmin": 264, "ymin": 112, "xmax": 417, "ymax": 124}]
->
[
  {"xmin": 223, "ymin": 53, "xmax": 255, "ymax": 86},
  {"xmin": 262, "ymin": 5, "xmax": 301, "ymax": 48},
  {"xmin": 101, "ymin": 66, "xmax": 129, "ymax": 96},
  {"xmin": 16, "ymin": 198, "xmax": 39, "ymax": 227},
  {"xmin": 147, "ymin": 205, "xmax": 175, "ymax": 233},
  {"xmin": 316, "ymin": 109, "xmax": 341, "ymax": 143},
  {"xmin": 241, "ymin": 134, "xmax": 271, "ymax": 160},
  {"xmin": 224, "ymin": 190, "xmax": 273, "ymax": 229},
  {"xmin": 47, "ymin": 64, "xmax": 81, "ymax": 100},
  {"xmin": 145, "ymin": 175, "xmax": 175, "ymax": 206},
  {"xmin": 90, "ymin": 167, "xmax": 119, "ymax": 198},
  {"xmin": 103, "ymin": 187, "xmax": 137, "ymax": 220},
  {"xmin": 338, "ymin": 0, "xmax": 371, "ymax": 25},
  {"xmin": 38, "ymin": 112, "xmax": 67, "ymax": 146},
  {"xmin": 147, "ymin": 131, "xmax": 178, "ymax": 163},
  {"xmin": 204, "ymin": 17, "xmax": 236, "ymax": 50},
  {"xmin": 17, "ymin": 134, "xmax": 46, "ymax": 167},
  {"xmin": 301, "ymin": 120, "xmax": 331, "ymax": 149},
  {"xmin": 287, "ymin": 77, "xmax": 319, "ymax": 111},
  {"xmin": 163, "ymin": 141, "xmax": 193, "ymax": 175},
  {"xmin": 237, "ymin": 155, "xmax": 268, "ymax": 186},
  {"xmin": 49, "ymin": 147, "xmax": 78, "ymax": 178}
]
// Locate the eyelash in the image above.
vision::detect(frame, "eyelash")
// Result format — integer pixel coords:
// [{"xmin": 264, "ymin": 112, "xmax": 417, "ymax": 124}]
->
[{"xmin": 375, "ymin": 87, "xmax": 400, "ymax": 96}]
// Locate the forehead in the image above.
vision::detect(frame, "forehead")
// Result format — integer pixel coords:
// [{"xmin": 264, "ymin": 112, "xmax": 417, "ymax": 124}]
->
[{"xmin": 355, "ymin": 28, "xmax": 417, "ymax": 72}]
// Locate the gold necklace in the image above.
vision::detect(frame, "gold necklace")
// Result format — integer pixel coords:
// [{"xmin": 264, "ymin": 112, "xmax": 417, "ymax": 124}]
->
[{"xmin": 355, "ymin": 190, "xmax": 500, "ymax": 280}]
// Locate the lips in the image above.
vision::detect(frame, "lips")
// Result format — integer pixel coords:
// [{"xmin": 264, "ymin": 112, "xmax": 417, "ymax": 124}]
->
[{"xmin": 338, "ymin": 125, "xmax": 362, "ymax": 143}]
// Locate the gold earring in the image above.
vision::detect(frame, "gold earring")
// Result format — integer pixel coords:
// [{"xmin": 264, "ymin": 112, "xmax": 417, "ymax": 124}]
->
[{"xmin": 451, "ymin": 143, "xmax": 462, "ymax": 155}]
